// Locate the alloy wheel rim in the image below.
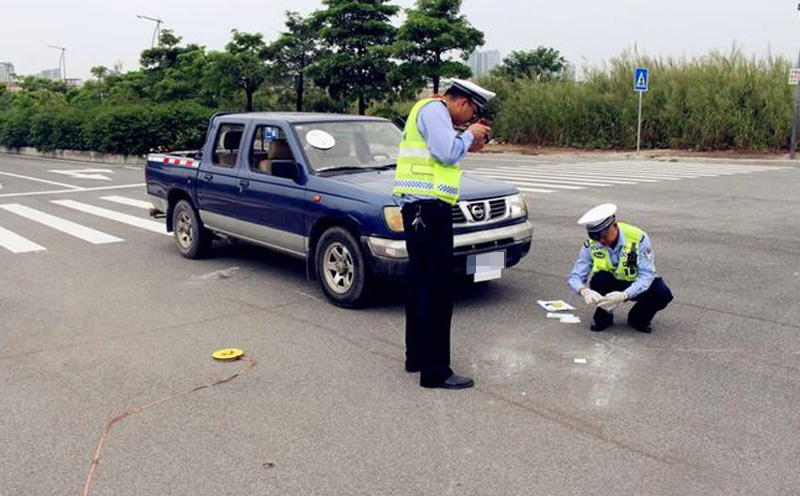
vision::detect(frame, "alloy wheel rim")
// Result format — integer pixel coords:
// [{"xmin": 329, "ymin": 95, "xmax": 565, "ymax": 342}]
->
[{"xmin": 323, "ymin": 242, "xmax": 354, "ymax": 294}]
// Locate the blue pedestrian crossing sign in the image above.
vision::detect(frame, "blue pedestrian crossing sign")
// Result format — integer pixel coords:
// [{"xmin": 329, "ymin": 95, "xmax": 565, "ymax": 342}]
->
[{"xmin": 634, "ymin": 68, "xmax": 649, "ymax": 92}]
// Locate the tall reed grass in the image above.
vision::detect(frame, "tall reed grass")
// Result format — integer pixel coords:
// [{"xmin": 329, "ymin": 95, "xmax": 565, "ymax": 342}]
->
[{"xmin": 484, "ymin": 50, "xmax": 793, "ymax": 151}]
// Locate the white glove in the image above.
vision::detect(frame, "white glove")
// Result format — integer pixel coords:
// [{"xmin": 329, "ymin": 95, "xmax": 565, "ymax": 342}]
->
[
  {"xmin": 579, "ymin": 287, "xmax": 603, "ymax": 306},
  {"xmin": 597, "ymin": 291, "xmax": 628, "ymax": 311}
]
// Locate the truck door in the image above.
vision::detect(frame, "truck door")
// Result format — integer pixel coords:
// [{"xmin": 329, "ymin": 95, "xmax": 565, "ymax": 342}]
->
[
  {"xmin": 235, "ymin": 124, "xmax": 307, "ymax": 256},
  {"xmin": 195, "ymin": 122, "xmax": 247, "ymax": 233}
]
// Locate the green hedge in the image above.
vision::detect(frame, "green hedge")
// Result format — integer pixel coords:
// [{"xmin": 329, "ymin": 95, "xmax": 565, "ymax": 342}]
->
[{"xmin": 0, "ymin": 98, "xmax": 213, "ymax": 156}]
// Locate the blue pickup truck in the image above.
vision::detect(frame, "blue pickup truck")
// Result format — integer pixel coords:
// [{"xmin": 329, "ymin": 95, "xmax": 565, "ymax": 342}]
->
[{"xmin": 146, "ymin": 112, "xmax": 533, "ymax": 307}]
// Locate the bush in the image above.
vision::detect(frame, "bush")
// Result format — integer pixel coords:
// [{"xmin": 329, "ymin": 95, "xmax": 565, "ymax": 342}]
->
[{"xmin": 484, "ymin": 50, "xmax": 793, "ymax": 151}]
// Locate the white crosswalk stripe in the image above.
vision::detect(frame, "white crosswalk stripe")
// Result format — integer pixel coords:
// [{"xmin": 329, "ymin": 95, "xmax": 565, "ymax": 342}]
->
[
  {"xmin": 0, "ymin": 203, "xmax": 123, "ymax": 244},
  {"xmin": 100, "ymin": 195, "xmax": 153, "ymax": 209},
  {"xmin": 0, "ymin": 225, "xmax": 46, "ymax": 253},
  {"xmin": 51, "ymin": 199, "xmax": 169, "ymax": 235},
  {"xmin": 466, "ymin": 160, "xmax": 789, "ymax": 195}
]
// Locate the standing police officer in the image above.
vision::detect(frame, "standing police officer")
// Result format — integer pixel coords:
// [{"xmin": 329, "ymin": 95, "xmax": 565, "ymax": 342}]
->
[
  {"xmin": 567, "ymin": 204, "xmax": 674, "ymax": 333},
  {"xmin": 392, "ymin": 79, "xmax": 494, "ymax": 389}
]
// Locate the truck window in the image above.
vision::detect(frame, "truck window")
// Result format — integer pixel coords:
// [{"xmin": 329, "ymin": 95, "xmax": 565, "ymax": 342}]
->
[
  {"xmin": 249, "ymin": 125, "xmax": 295, "ymax": 176},
  {"xmin": 212, "ymin": 124, "xmax": 245, "ymax": 168}
]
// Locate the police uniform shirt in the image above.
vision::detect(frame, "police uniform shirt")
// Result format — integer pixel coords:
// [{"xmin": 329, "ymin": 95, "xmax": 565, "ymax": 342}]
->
[
  {"xmin": 418, "ymin": 100, "xmax": 475, "ymax": 165},
  {"xmin": 567, "ymin": 228, "xmax": 656, "ymax": 298}
]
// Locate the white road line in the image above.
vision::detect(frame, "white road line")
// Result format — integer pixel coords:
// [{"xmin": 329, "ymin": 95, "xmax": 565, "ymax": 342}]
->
[
  {"xmin": 51, "ymin": 199, "xmax": 169, "ymax": 235},
  {"xmin": 470, "ymin": 174, "xmax": 584, "ymax": 190},
  {"xmin": 100, "ymin": 196, "xmax": 152, "ymax": 209},
  {"xmin": 515, "ymin": 187, "xmax": 556, "ymax": 193},
  {"xmin": 0, "ymin": 204, "xmax": 123, "ymax": 244},
  {"xmin": 0, "ymin": 171, "xmax": 82, "ymax": 189},
  {"xmin": 476, "ymin": 167, "xmax": 652, "ymax": 183},
  {"xmin": 0, "ymin": 225, "xmax": 46, "ymax": 253},
  {"xmin": 0, "ymin": 183, "xmax": 145, "ymax": 199},
  {"xmin": 470, "ymin": 170, "xmax": 615, "ymax": 187}
]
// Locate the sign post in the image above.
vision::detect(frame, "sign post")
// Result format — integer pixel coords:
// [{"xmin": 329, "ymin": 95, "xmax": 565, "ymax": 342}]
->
[
  {"xmin": 634, "ymin": 67, "xmax": 649, "ymax": 153},
  {"xmin": 790, "ymin": 3, "xmax": 800, "ymax": 159}
]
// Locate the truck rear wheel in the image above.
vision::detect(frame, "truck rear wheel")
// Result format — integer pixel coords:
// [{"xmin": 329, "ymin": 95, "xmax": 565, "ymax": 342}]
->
[
  {"xmin": 172, "ymin": 199, "xmax": 212, "ymax": 259},
  {"xmin": 316, "ymin": 227, "xmax": 372, "ymax": 308}
]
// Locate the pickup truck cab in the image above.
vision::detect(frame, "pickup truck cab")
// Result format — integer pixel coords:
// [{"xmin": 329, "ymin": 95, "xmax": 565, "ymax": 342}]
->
[{"xmin": 146, "ymin": 112, "xmax": 533, "ymax": 307}]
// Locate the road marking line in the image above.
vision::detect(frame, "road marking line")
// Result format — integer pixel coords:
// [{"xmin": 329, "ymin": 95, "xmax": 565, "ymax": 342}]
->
[
  {"xmin": 0, "ymin": 203, "xmax": 123, "ymax": 244},
  {"xmin": 100, "ymin": 196, "xmax": 152, "ymax": 209},
  {"xmin": 0, "ymin": 225, "xmax": 46, "ymax": 253},
  {"xmin": 0, "ymin": 171, "xmax": 82, "ymax": 189},
  {"xmin": 515, "ymin": 187, "xmax": 556, "ymax": 193},
  {"xmin": 51, "ymin": 199, "xmax": 168, "ymax": 235},
  {"xmin": 470, "ymin": 170, "xmax": 613, "ymax": 187},
  {"xmin": 0, "ymin": 183, "xmax": 145, "ymax": 199},
  {"xmin": 477, "ymin": 167, "xmax": 649, "ymax": 183}
]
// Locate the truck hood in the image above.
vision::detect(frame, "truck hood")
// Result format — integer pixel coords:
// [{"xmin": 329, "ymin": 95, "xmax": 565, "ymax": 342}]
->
[{"xmin": 328, "ymin": 169, "xmax": 518, "ymax": 201}]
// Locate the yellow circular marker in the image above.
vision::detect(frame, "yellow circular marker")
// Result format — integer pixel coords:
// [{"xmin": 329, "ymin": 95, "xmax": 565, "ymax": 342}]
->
[{"xmin": 212, "ymin": 348, "xmax": 244, "ymax": 361}]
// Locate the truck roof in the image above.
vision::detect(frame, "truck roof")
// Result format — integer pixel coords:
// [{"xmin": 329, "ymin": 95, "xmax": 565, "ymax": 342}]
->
[{"xmin": 218, "ymin": 112, "xmax": 390, "ymax": 124}]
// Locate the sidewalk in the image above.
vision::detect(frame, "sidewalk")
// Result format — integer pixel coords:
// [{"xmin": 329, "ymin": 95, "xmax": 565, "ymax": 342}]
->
[{"xmin": 480, "ymin": 144, "xmax": 800, "ymax": 166}]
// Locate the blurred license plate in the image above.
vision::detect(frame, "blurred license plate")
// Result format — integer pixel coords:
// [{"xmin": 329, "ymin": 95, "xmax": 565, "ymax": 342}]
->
[{"xmin": 466, "ymin": 251, "xmax": 506, "ymax": 282}]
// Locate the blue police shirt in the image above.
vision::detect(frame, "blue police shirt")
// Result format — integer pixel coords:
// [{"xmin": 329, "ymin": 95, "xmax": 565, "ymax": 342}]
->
[{"xmin": 567, "ymin": 228, "xmax": 656, "ymax": 299}]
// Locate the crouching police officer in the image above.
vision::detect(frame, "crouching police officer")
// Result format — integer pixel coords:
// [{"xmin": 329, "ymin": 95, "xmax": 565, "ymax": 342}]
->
[{"xmin": 567, "ymin": 204, "xmax": 674, "ymax": 333}]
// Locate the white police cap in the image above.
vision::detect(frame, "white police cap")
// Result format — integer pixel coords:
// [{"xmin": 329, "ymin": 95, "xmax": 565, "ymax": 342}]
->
[
  {"xmin": 577, "ymin": 203, "xmax": 618, "ymax": 233},
  {"xmin": 444, "ymin": 78, "xmax": 496, "ymax": 111}
]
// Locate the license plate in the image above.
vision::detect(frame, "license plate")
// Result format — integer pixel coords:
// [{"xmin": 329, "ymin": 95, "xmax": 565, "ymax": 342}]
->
[{"xmin": 466, "ymin": 250, "xmax": 506, "ymax": 282}]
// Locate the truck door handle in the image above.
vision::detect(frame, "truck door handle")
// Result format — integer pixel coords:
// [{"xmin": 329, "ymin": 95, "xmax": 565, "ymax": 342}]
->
[
  {"xmin": 239, "ymin": 180, "xmax": 250, "ymax": 190},
  {"xmin": 203, "ymin": 173, "xmax": 213, "ymax": 181}
]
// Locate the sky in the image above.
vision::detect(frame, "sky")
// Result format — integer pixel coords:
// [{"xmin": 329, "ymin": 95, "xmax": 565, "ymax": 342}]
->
[{"xmin": 1, "ymin": 0, "xmax": 798, "ymax": 81}]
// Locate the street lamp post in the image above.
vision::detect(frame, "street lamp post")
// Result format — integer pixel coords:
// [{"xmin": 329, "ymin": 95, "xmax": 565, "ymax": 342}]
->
[
  {"xmin": 791, "ymin": 3, "xmax": 800, "ymax": 159},
  {"xmin": 136, "ymin": 15, "xmax": 164, "ymax": 48},
  {"xmin": 46, "ymin": 45, "xmax": 66, "ymax": 82}
]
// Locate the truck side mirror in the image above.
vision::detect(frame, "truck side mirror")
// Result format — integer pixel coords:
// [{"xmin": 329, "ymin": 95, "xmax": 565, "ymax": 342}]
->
[{"xmin": 272, "ymin": 161, "xmax": 300, "ymax": 181}]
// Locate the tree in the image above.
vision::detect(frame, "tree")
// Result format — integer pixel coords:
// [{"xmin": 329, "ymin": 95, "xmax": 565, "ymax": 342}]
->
[
  {"xmin": 264, "ymin": 11, "xmax": 321, "ymax": 111},
  {"xmin": 492, "ymin": 47, "xmax": 568, "ymax": 82},
  {"xmin": 394, "ymin": 0, "xmax": 484, "ymax": 94},
  {"xmin": 312, "ymin": 0, "xmax": 399, "ymax": 115},
  {"xmin": 139, "ymin": 29, "xmax": 208, "ymax": 102},
  {"xmin": 206, "ymin": 30, "xmax": 270, "ymax": 112}
]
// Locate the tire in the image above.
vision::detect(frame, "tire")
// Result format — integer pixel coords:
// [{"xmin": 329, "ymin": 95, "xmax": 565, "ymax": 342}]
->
[
  {"xmin": 316, "ymin": 227, "xmax": 372, "ymax": 308},
  {"xmin": 172, "ymin": 199, "xmax": 212, "ymax": 259}
]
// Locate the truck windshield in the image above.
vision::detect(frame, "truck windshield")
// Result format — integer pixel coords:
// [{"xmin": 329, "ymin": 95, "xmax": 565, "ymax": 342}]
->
[{"xmin": 293, "ymin": 121, "xmax": 402, "ymax": 173}]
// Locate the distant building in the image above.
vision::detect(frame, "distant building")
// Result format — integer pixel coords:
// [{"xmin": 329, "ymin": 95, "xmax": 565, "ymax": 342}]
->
[
  {"xmin": 39, "ymin": 68, "xmax": 62, "ymax": 81},
  {"xmin": 0, "ymin": 62, "xmax": 14, "ymax": 86},
  {"xmin": 467, "ymin": 50, "xmax": 502, "ymax": 77}
]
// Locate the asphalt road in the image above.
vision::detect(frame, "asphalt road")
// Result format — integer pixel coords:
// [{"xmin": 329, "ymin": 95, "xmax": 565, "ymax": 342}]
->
[{"xmin": 1, "ymin": 152, "xmax": 798, "ymax": 496}]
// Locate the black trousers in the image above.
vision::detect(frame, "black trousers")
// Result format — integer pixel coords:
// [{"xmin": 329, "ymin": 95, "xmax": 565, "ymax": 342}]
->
[
  {"xmin": 402, "ymin": 199, "xmax": 454, "ymax": 384},
  {"xmin": 589, "ymin": 271, "xmax": 674, "ymax": 328}
]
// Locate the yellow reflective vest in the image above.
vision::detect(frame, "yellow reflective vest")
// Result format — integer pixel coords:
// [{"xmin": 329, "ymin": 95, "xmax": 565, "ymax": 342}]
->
[
  {"xmin": 586, "ymin": 222, "xmax": 653, "ymax": 282},
  {"xmin": 392, "ymin": 98, "xmax": 463, "ymax": 205}
]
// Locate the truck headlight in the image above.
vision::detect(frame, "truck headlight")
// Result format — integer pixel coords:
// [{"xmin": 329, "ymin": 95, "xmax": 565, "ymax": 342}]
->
[
  {"xmin": 383, "ymin": 206, "xmax": 404, "ymax": 232},
  {"xmin": 508, "ymin": 193, "xmax": 528, "ymax": 219}
]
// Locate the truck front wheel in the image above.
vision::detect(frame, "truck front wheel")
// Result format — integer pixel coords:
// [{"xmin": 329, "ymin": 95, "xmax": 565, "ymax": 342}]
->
[
  {"xmin": 172, "ymin": 199, "xmax": 212, "ymax": 259},
  {"xmin": 316, "ymin": 227, "xmax": 372, "ymax": 308}
]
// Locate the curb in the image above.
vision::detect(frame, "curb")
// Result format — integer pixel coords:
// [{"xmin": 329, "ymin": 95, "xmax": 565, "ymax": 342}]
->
[{"xmin": 0, "ymin": 147, "xmax": 145, "ymax": 167}]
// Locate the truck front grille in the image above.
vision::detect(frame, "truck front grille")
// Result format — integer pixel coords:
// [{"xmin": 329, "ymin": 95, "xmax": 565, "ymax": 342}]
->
[{"xmin": 452, "ymin": 197, "xmax": 509, "ymax": 226}]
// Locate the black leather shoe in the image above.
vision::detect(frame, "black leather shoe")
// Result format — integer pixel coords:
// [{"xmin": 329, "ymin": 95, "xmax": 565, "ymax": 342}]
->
[
  {"xmin": 421, "ymin": 373, "xmax": 474, "ymax": 389},
  {"xmin": 590, "ymin": 321, "xmax": 612, "ymax": 332}
]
